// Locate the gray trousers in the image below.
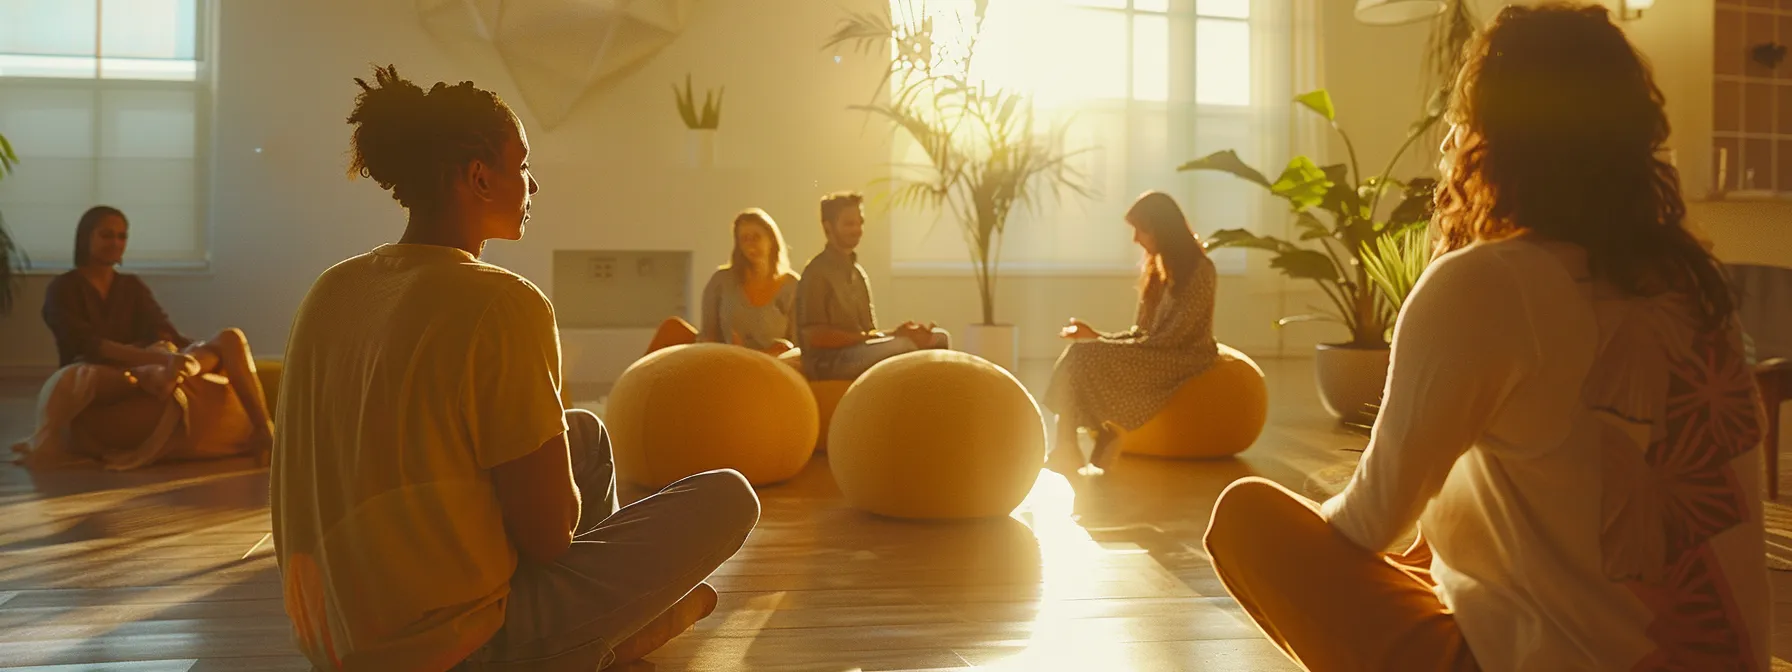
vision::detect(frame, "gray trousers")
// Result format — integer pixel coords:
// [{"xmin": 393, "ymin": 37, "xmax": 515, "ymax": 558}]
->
[
  {"xmin": 458, "ymin": 409, "xmax": 761, "ymax": 670},
  {"xmin": 805, "ymin": 328, "xmax": 952, "ymax": 381}
]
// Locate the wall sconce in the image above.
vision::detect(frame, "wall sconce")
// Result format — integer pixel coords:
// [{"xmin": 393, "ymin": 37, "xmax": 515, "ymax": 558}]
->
[{"xmin": 1619, "ymin": 0, "xmax": 1655, "ymax": 20}]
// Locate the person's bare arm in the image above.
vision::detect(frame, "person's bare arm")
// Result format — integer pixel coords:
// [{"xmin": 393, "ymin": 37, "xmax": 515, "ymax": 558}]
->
[
  {"xmin": 96, "ymin": 339, "xmax": 186, "ymax": 368},
  {"xmin": 492, "ymin": 432, "xmax": 581, "ymax": 564}
]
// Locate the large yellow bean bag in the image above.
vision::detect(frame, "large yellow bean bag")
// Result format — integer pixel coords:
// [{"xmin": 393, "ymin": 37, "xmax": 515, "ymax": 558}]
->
[
  {"xmin": 608, "ymin": 344, "xmax": 819, "ymax": 487},
  {"xmin": 809, "ymin": 380, "xmax": 851, "ymax": 452},
  {"xmin": 255, "ymin": 359, "xmax": 283, "ymax": 413},
  {"xmin": 828, "ymin": 350, "xmax": 1045, "ymax": 519},
  {"xmin": 1118, "ymin": 344, "xmax": 1268, "ymax": 459}
]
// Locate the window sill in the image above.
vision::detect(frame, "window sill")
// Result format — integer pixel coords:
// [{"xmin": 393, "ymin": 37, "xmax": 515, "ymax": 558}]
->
[
  {"xmin": 892, "ymin": 249, "xmax": 1249, "ymax": 278},
  {"xmin": 893, "ymin": 262, "xmax": 1141, "ymax": 278},
  {"xmin": 14, "ymin": 261, "xmax": 211, "ymax": 277}
]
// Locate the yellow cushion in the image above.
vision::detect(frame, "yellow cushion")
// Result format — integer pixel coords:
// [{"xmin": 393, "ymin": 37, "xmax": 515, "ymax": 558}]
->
[
  {"xmin": 255, "ymin": 359, "xmax": 283, "ymax": 413},
  {"xmin": 808, "ymin": 380, "xmax": 851, "ymax": 453},
  {"xmin": 1118, "ymin": 344, "xmax": 1268, "ymax": 459},
  {"xmin": 608, "ymin": 343, "xmax": 819, "ymax": 487},
  {"xmin": 828, "ymin": 350, "xmax": 1044, "ymax": 520}
]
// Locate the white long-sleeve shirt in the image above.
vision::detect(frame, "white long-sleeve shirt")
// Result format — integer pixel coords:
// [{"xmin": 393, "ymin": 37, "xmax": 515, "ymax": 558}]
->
[{"xmin": 1321, "ymin": 235, "xmax": 1770, "ymax": 671}]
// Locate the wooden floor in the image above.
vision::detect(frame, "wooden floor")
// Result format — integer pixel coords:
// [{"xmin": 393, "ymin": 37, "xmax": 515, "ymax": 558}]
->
[{"xmin": 1, "ymin": 360, "xmax": 1789, "ymax": 671}]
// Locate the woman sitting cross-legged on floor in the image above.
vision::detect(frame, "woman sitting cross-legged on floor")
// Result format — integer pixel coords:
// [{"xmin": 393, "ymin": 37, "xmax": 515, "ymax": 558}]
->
[
  {"xmin": 1044, "ymin": 190, "xmax": 1218, "ymax": 477},
  {"xmin": 645, "ymin": 207, "xmax": 800, "ymax": 359},
  {"xmin": 11, "ymin": 205, "xmax": 275, "ymax": 470},
  {"xmin": 1204, "ymin": 5, "xmax": 1769, "ymax": 671}
]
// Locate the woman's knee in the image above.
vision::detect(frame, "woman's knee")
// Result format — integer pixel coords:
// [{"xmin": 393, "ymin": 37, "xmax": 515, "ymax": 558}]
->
[
  {"xmin": 1204, "ymin": 477, "xmax": 1308, "ymax": 559},
  {"xmin": 213, "ymin": 327, "xmax": 248, "ymax": 349}
]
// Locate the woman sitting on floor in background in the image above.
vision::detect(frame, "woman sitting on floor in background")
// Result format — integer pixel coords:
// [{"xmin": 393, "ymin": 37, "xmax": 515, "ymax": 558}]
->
[
  {"xmin": 645, "ymin": 207, "xmax": 801, "ymax": 358},
  {"xmin": 10, "ymin": 206, "xmax": 275, "ymax": 470},
  {"xmin": 1044, "ymin": 190, "xmax": 1218, "ymax": 477},
  {"xmin": 1203, "ymin": 5, "xmax": 1768, "ymax": 671}
]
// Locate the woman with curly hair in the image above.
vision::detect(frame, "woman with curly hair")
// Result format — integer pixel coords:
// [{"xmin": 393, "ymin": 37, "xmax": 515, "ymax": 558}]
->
[
  {"xmin": 271, "ymin": 65, "xmax": 758, "ymax": 672},
  {"xmin": 1202, "ymin": 4, "xmax": 1769, "ymax": 670}
]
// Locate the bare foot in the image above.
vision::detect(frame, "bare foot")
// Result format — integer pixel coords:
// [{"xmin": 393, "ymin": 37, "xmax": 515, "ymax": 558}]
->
[
  {"xmin": 605, "ymin": 583, "xmax": 719, "ymax": 667},
  {"xmin": 247, "ymin": 428, "xmax": 274, "ymax": 467},
  {"xmin": 1086, "ymin": 424, "xmax": 1123, "ymax": 473}
]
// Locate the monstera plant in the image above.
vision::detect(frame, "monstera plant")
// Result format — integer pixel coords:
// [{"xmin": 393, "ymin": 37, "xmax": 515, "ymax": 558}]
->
[
  {"xmin": 1178, "ymin": 89, "xmax": 1442, "ymax": 422},
  {"xmin": 0, "ymin": 131, "xmax": 24, "ymax": 315}
]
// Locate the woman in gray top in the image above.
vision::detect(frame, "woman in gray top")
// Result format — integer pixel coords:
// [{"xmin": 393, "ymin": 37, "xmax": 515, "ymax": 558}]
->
[
  {"xmin": 1045, "ymin": 191, "xmax": 1219, "ymax": 476},
  {"xmin": 647, "ymin": 208, "xmax": 800, "ymax": 356}
]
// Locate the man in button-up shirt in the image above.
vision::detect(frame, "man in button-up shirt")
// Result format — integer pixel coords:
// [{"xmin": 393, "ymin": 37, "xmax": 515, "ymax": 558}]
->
[{"xmin": 794, "ymin": 191, "xmax": 949, "ymax": 380}]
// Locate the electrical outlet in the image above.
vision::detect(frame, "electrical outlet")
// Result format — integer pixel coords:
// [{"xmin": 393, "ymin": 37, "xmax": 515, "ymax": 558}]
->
[{"xmin": 589, "ymin": 258, "xmax": 614, "ymax": 279}]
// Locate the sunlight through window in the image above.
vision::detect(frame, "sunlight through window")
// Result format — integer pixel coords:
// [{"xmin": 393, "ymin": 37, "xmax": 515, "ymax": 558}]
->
[
  {"xmin": 884, "ymin": 0, "xmax": 1266, "ymax": 272},
  {"xmin": 0, "ymin": 0, "xmax": 199, "ymax": 80},
  {"xmin": 0, "ymin": 0, "xmax": 208, "ymax": 268}
]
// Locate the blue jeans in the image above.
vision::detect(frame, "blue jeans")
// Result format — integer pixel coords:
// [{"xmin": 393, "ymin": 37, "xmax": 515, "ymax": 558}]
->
[
  {"xmin": 803, "ymin": 328, "xmax": 952, "ymax": 381},
  {"xmin": 457, "ymin": 409, "xmax": 761, "ymax": 670}
]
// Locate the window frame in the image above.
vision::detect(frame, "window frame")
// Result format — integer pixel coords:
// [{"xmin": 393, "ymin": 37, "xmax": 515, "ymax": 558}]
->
[
  {"xmin": 0, "ymin": 0, "xmax": 214, "ymax": 274},
  {"xmin": 884, "ymin": 0, "xmax": 1261, "ymax": 277}
]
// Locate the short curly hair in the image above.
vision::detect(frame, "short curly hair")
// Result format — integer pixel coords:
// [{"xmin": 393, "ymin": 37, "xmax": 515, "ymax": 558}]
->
[{"xmin": 345, "ymin": 64, "xmax": 517, "ymax": 211}]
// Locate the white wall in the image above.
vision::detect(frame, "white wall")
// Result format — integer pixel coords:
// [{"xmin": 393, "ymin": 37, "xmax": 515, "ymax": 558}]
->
[
  {"xmin": 0, "ymin": 0, "xmax": 893, "ymax": 385},
  {"xmin": 3, "ymin": 0, "xmax": 1783, "ymax": 384}
]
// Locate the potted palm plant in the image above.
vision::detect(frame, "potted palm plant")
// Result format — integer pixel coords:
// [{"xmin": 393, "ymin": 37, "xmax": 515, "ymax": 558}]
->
[
  {"xmin": 1179, "ymin": 90, "xmax": 1440, "ymax": 423},
  {"xmin": 0, "ymin": 131, "xmax": 24, "ymax": 315},
  {"xmin": 672, "ymin": 73, "xmax": 723, "ymax": 168},
  {"xmin": 824, "ymin": 0, "xmax": 1090, "ymax": 372}
]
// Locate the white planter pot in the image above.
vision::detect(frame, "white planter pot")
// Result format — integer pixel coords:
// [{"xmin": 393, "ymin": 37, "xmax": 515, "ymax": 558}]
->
[
  {"xmin": 1314, "ymin": 343, "xmax": 1391, "ymax": 424},
  {"xmin": 685, "ymin": 128, "xmax": 716, "ymax": 168},
  {"xmin": 962, "ymin": 323, "xmax": 1019, "ymax": 373}
]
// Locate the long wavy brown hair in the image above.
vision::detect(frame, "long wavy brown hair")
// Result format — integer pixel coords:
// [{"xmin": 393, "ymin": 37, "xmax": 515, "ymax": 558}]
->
[
  {"xmin": 722, "ymin": 207, "xmax": 793, "ymax": 281},
  {"xmin": 1434, "ymin": 3, "xmax": 1734, "ymax": 327},
  {"xmin": 1126, "ymin": 191, "xmax": 1206, "ymax": 317}
]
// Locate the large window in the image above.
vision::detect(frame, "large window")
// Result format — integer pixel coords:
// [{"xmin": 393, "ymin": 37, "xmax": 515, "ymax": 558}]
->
[
  {"xmin": 0, "ymin": 0, "xmax": 208, "ymax": 269},
  {"xmin": 886, "ymin": 0, "xmax": 1288, "ymax": 274}
]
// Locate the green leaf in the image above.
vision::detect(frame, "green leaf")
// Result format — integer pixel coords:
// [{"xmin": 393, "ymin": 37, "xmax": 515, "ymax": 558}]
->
[
  {"xmin": 1294, "ymin": 211, "xmax": 1330, "ymax": 241},
  {"xmin": 1270, "ymin": 156, "xmax": 1331, "ymax": 211},
  {"xmin": 1202, "ymin": 228, "xmax": 1292, "ymax": 253},
  {"xmin": 1294, "ymin": 89, "xmax": 1337, "ymax": 123},
  {"xmin": 1176, "ymin": 149, "xmax": 1272, "ymax": 188},
  {"xmin": 1271, "ymin": 248, "xmax": 1343, "ymax": 283},
  {"xmin": 0, "ymin": 132, "xmax": 14, "ymax": 180},
  {"xmin": 1315, "ymin": 164, "xmax": 1358, "ymax": 218},
  {"xmin": 1276, "ymin": 313, "xmax": 1344, "ymax": 328},
  {"xmin": 1360, "ymin": 222, "xmax": 1435, "ymax": 312},
  {"xmin": 1387, "ymin": 177, "xmax": 1437, "ymax": 226}
]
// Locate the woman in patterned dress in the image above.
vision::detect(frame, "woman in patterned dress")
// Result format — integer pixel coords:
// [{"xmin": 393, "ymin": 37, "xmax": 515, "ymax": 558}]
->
[
  {"xmin": 1202, "ymin": 5, "xmax": 1769, "ymax": 671},
  {"xmin": 1044, "ymin": 190, "xmax": 1218, "ymax": 476}
]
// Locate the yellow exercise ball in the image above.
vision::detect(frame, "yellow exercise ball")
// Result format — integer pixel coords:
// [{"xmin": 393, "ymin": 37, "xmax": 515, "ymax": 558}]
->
[
  {"xmin": 1118, "ymin": 344, "xmax": 1268, "ymax": 459},
  {"xmin": 255, "ymin": 359, "xmax": 283, "ymax": 413},
  {"xmin": 608, "ymin": 343, "xmax": 820, "ymax": 487},
  {"xmin": 809, "ymin": 380, "xmax": 851, "ymax": 453},
  {"xmin": 828, "ymin": 350, "xmax": 1045, "ymax": 519}
]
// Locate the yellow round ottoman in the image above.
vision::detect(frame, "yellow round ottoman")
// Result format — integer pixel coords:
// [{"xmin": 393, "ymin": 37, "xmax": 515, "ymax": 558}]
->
[
  {"xmin": 1118, "ymin": 344, "xmax": 1268, "ymax": 459},
  {"xmin": 828, "ymin": 350, "xmax": 1045, "ymax": 520},
  {"xmin": 255, "ymin": 359, "xmax": 283, "ymax": 413},
  {"xmin": 608, "ymin": 343, "xmax": 820, "ymax": 487},
  {"xmin": 809, "ymin": 380, "xmax": 851, "ymax": 452}
]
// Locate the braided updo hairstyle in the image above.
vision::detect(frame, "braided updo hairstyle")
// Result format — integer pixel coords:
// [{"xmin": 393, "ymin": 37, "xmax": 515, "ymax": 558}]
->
[{"xmin": 346, "ymin": 64, "xmax": 518, "ymax": 211}]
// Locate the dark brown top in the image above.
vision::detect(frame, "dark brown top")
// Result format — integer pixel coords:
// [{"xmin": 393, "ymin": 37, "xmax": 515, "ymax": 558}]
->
[{"xmin": 42, "ymin": 270, "xmax": 190, "ymax": 367}]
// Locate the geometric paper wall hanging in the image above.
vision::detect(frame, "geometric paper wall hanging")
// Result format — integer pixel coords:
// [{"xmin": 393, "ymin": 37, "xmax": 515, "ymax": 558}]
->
[{"xmin": 417, "ymin": 0, "xmax": 696, "ymax": 129}]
